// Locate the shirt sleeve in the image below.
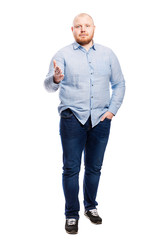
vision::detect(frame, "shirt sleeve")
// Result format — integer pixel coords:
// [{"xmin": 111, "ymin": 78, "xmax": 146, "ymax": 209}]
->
[
  {"xmin": 108, "ymin": 49, "xmax": 126, "ymax": 115},
  {"xmin": 44, "ymin": 50, "xmax": 65, "ymax": 92}
]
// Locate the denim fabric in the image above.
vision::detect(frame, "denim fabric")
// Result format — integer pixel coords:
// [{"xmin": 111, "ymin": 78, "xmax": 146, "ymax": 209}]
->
[
  {"xmin": 59, "ymin": 108, "xmax": 111, "ymax": 219},
  {"xmin": 44, "ymin": 41, "xmax": 125, "ymax": 128}
]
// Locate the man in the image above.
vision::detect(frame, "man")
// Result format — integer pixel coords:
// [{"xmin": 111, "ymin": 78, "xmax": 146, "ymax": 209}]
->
[{"xmin": 44, "ymin": 13, "xmax": 125, "ymax": 234}]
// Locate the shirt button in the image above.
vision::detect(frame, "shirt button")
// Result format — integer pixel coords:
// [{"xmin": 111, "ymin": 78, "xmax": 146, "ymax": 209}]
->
[
  {"xmin": 92, "ymin": 84, "xmax": 93, "ymax": 86},
  {"xmin": 91, "ymin": 73, "xmax": 93, "ymax": 75},
  {"xmin": 91, "ymin": 96, "xmax": 93, "ymax": 98}
]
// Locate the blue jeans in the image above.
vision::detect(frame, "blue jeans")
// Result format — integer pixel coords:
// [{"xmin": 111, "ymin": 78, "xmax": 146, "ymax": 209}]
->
[{"xmin": 59, "ymin": 108, "xmax": 111, "ymax": 220}]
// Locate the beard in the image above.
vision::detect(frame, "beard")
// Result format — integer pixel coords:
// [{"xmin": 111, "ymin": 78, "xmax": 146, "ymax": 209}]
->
[{"xmin": 75, "ymin": 32, "xmax": 94, "ymax": 46}]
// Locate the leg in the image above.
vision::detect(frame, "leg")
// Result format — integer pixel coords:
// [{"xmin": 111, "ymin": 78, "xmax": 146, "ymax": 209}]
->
[
  {"xmin": 59, "ymin": 109, "xmax": 87, "ymax": 219},
  {"xmin": 83, "ymin": 118, "xmax": 111, "ymax": 210}
]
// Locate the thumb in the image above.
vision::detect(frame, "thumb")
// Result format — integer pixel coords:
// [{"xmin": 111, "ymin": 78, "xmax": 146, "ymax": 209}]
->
[{"xmin": 100, "ymin": 117, "xmax": 104, "ymax": 121}]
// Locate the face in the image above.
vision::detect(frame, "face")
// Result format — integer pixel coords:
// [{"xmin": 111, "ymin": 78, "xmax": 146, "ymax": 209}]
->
[{"xmin": 71, "ymin": 15, "xmax": 95, "ymax": 46}]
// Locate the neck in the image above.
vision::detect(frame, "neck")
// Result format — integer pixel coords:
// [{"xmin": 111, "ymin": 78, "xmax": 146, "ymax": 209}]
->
[{"xmin": 80, "ymin": 40, "xmax": 93, "ymax": 51}]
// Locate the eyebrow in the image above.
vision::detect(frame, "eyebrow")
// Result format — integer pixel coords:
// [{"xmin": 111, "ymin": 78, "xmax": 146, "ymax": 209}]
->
[{"xmin": 74, "ymin": 24, "xmax": 92, "ymax": 27}]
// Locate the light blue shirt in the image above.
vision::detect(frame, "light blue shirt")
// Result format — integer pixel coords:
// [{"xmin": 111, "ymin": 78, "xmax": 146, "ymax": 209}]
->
[{"xmin": 44, "ymin": 41, "xmax": 125, "ymax": 128}]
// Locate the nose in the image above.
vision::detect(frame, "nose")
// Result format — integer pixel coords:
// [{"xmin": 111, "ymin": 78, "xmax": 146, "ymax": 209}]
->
[{"xmin": 81, "ymin": 25, "xmax": 86, "ymax": 32}]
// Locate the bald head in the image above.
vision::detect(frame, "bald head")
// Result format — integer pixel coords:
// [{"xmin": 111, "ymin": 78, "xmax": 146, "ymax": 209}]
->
[{"xmin": 72, "ymin": 13, "xmax": 94, "ymax": 27}]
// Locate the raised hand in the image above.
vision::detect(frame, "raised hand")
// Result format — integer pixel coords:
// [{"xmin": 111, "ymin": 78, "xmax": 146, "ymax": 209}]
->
[{"xmin": 53, "ymin": 60, "xmax": 64, "ymax": 83}]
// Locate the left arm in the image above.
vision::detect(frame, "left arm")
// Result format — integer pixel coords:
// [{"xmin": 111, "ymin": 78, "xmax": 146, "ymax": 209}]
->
[
  {"xmin": 108, "ymin": 49, "xmax": 125, "ymax": 115},
  {"xmin": 101, "ymin": 49, "xmax": 126, "ymax": 121}
]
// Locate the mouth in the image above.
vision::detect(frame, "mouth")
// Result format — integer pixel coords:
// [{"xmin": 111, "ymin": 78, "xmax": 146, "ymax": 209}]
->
[
  {"xmin": 79, "ymin": 36, "xmax": 88, "ymax": 38},
  {"xmin": 79, "ymin": 34, "xmax": 88, "ymax": 37}
]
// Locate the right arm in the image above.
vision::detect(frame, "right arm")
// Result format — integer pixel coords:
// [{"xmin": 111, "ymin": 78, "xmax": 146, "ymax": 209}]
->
[{"xmin": 44, "ymin": 51, "xmax": 65, "ymax": 92}]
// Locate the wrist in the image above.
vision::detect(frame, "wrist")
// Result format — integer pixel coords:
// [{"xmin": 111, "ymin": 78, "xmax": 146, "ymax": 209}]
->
[{"xmin": 53, "ymin": 76, "xmax": 59, "ymax": 84}]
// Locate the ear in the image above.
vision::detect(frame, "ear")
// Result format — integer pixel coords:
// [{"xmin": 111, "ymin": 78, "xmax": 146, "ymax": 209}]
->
[{"xmin": 71, "ymin": 26, "xmax": 73, "ymax": 32}]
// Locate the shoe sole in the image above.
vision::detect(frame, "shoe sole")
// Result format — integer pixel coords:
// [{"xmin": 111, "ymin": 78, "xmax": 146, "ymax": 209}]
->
[
  {"xmin": 66, "ymin": 230, "xmax": 78, "ymax": 234},
  {"xmin": 84, "ymin": 213, "xmax": 102, "ymax": 225}
]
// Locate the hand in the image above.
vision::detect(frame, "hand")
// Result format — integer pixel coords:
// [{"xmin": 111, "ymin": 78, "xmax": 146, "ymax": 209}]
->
[
  {"xmin": 100, "ymin": 111, "xmax": 114, "ymax": 121},
  {"xmin": 53, "ymin": 60, "xmax": 64, "ymax": 83}
]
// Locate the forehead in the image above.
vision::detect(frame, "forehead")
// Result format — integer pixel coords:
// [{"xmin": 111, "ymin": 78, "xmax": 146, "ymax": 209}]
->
[{"xmin": 73, "ymin": 15, "xmax": 93, "ymax": 25}]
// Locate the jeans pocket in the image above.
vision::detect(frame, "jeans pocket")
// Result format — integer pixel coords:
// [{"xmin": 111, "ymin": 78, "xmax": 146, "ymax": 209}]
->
[
  {"xmin": 105, "ymin": 117, "xmax": 112, "ymax": 121},
  {"xmin": 60, "ymin": 108, "xmax": 74, "ymax": 119}
]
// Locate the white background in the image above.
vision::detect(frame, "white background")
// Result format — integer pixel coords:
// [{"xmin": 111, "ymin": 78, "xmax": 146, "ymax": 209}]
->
[{"xmin": 0, "ymin": 0, "xmax": 160, "ymax": 239}]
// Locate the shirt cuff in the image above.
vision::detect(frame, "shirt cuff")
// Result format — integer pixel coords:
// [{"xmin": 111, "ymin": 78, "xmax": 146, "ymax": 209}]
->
[
  {"xmin": 44, "ymin": 75, "xmax": 60, "ymax": 92},
  {"xmin": 107, "ymin": 105, "xmax": 118, "ymax": 116}
]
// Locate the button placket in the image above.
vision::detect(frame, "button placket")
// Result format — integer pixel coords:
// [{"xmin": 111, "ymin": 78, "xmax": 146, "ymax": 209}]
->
[{"xmin": 86, "ymin": 52, "xmax": 94, "ymax": 113}]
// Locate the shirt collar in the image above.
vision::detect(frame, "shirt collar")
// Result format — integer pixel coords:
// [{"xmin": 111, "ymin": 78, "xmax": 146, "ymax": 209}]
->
[{"xmin": 73, "ymin": 40, "xmax": 96, "ymax": 51}]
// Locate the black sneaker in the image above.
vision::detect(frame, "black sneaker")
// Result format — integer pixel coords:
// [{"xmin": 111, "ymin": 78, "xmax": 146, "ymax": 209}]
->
[
  {"xmin": 84, "ymin": 209, "xmax": 102, "ymax": 224},
  {"xmin": 65, "ymin": 218, "xmax": 78, "ymax": 234}
]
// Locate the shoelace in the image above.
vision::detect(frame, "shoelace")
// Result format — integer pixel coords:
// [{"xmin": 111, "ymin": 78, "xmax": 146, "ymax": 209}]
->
[
  {"xmin": 89, "ymin": 209, "xmax": 99, "ymax": 216},
  {"xmin": 67, "ymin": 218, "xmax": 77, "ymax": 225}
]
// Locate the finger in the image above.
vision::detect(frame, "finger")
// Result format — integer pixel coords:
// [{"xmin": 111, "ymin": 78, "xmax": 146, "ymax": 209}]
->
[
  {"xmin": 54, "ymin": 66, "xmax": 59, "ymax": 73},
  {"xmin": 100, "ymin": 114, "xmax": 106, "ymax": 121},
  {"xmin": 56, "ymin": 65, "xmax": 62, "ymax": 72},
  {"xmin": 53, "ymin": 59, "xmax": 57, "ymax": 68},
  {"xmin": 55, "ymin": 67, "xmax": 62, "ymax": 75},
  {"xmin": 54, "ymin": 65, "xmax": 60, "ymax": 72},
  {"xmin": 57, "ymin": 74, "xmax": 64, "ymax": 80},
  {"xmin": 55, "ymin": 69, "xmax": 61, "ymax": 75}
]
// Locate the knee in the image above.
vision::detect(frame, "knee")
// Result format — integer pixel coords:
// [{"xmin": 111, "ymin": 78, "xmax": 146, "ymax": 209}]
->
[
  {"xmin": 63, "ymin": 165, "xmax": 80, "ymax": 177},
  {"xmin": 85, "ymin": 164, "xmax": 102, "ymax": 174}
]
